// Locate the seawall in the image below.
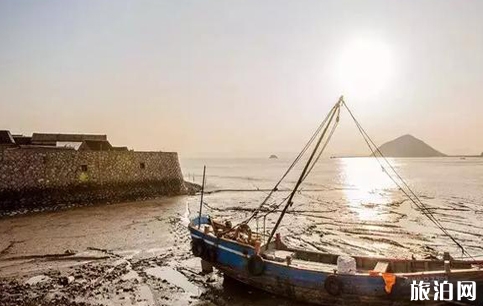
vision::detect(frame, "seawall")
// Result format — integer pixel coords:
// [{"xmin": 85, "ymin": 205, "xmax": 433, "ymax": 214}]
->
[{"xmin": 0, "ymin": 148, "xmax": 188, "ymax": 213}]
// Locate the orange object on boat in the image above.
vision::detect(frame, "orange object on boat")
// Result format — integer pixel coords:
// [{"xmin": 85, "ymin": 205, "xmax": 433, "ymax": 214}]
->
[{"xmin": 382, "ymin": 273, "xmax": 396, "ymax": 294}]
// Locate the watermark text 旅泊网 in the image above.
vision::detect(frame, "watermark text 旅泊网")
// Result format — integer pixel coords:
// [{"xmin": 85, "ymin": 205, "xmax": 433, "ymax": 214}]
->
[{"xmin": 410, "ymin": 280, "xmax": 476, "ymax": 301}]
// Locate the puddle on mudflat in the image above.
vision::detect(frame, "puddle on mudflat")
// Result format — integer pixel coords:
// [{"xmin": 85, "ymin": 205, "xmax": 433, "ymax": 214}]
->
[
  {"xmin": 180, "ymin": 203, "xmax": 191, "ymax": 227},
  {"xmin": 25, "ymin": 275, "xmax": 51, "ymax": 285},
  {"xmin": 121, "ymin": 270, "xmax": 140, "ymax": 281},
  {"xmin": 144, "ymin": 266, "xmax": 201, "ymax": 296},
  {"xmin": 138, "ymin": 285, "xmax": 155, "ymax": 305},
  {"xmin": 179, "ymin": 257, "xmax": 202, "ymax": 271}
]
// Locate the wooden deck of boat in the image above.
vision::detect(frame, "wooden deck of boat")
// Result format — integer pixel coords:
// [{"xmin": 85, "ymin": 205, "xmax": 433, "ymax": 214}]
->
[
  {"xmin": 262, "ymin": 247, "xmax": 483, "ymax": 276},
  {"xmin": 264, "ymin": 249, "xmax": 337, "ymax": 272}
]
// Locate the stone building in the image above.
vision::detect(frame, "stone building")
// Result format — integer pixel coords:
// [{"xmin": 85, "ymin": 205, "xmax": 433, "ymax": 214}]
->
[
  {"xmin": 78, "ymin": 140, "xmax": 113, "ymax": 151},
  {"xmin": 0, "ymin": 130, "xmax": 187, "ymax": 212},
  {"xmin": 0, "ymin": 130, "xmax": 16, "ymax": 151},
  {"xmin": 31, "ymin": 133, "xmax": 107, "ymax": 146}
]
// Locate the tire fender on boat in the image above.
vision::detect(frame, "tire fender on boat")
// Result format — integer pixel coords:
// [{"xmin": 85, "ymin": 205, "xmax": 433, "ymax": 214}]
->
[
  {"xmin": 324, "ymin": 274, "xmax": 343, "ymax": 296},
  {"xmin": 247, "ymin": 254, "xmax": 265, "ymax": 276},
  {"xmin": 191, "ymin": 239, "xmax": 206, "ymax": 257}
]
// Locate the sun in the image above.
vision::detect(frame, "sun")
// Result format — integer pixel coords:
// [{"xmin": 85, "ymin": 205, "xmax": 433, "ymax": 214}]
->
[{"xmin": 333, "ymin": 37, "xmax": 396, "ymax": 99}]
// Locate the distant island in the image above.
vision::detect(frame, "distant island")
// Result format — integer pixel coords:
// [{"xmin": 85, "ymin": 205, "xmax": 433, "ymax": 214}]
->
[
  {"xmin": 374, "ymin": 134, "xmax": 446, "ymax": 157},
  {"xmin": 269, "ymin": 154, "xmax": 278, "ymax": 159},
  {"xmin": 330, "ymin": 134, "xmax": 481, "ymax": 159}
]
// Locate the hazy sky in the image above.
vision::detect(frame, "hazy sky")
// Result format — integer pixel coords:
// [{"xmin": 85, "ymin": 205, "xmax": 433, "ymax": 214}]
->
[{"xmin": 1, "ymin": 0, "xmax": 482, "ymax": 157}]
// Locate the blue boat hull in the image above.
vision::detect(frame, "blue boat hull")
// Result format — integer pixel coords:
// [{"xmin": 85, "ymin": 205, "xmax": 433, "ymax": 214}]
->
[{"xmin": 189, "ymin": 217, "xmax": 482, "ymax": 305}]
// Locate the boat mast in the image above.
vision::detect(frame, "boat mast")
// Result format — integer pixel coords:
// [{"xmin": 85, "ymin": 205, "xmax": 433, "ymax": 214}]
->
[
  {"xmin": 265, "ymin": 96, "xmax": 343, "ymax": 249},
  {"xmin": 198, "ymin": 165, "xmax": 206, "ymax": 229}
]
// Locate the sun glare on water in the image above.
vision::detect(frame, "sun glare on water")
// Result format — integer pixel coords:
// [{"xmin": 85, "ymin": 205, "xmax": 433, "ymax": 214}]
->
[
  {"xmin": 340, "ymin": 158, "xmax": 397, "ymax": 221},
  {"xmin": 333, "ymin": 37, "xmax": 396, "ymax": 99}
]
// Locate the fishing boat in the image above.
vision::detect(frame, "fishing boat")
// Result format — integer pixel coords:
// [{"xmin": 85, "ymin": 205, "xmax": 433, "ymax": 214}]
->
[{"xmin": 188, "ymin": 97, "xmax": 483, "ymax": 305}]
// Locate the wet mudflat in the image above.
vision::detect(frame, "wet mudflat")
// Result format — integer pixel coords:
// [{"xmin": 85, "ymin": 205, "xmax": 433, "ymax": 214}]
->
[
  {"xmin": 1, "ymin": 157, "xmax": 483, "ymax": 305},
  {"xmin": 0, "ymin": 196, "xmax": 301, "ymax": 306}
]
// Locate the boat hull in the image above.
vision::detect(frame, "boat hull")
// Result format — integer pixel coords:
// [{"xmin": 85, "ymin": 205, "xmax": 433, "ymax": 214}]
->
[{"xmin": 189, "ymin": 219, "xmax": 483, "ymax": 305}]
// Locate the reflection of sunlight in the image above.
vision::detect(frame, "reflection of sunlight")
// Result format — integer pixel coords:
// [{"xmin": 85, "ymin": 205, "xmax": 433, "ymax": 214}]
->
[{"xmin": 339, "ymin": 158, "xmax": 396, "ymax": 221}]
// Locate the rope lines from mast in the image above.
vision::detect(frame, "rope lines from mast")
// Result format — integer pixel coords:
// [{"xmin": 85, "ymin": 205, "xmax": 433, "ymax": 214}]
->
[
  {"xmin": 215, "ymin": 103, "xmax": 337, "ymax": 236},
  {"xmin": 214, "ymin": 96, "xmax": 471, "ymax": 258},
  {"xmin": 242, "ymin": 101, "xmax": 340, "ymax": 225},
  {"xmin": 264, "ymin": 98, "xmax": 344, "ymax": 248},
  {"xmin": 341, "ymin": 101, "xmax": 472, "ymax": 258},
  {"xmin": 302, "ymin": 105, "xmax": 340, "ymax": 183},
  {"xmin": 264, "ymin": 106, "xmax": 340, "ymax": 216},
  {"xmin": 252, "ymin": 107, "xmax": 342, "ymax": 223}
]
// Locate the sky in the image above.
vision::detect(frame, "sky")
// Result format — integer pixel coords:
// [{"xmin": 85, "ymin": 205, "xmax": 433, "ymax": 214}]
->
[{"xmin": 1, "ymin": 0, "xmax": 482, "ymax": 157}]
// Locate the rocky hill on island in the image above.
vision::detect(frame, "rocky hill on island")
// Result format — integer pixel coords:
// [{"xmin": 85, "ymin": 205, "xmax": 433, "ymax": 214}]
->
[{"xmin": 375, "ymin": 134, "xmax": 447, "ymax": 157}]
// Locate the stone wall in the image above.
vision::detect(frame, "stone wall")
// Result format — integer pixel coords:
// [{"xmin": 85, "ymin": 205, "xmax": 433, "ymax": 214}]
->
[{"xmin": 0, "ymin": 148, "xmax": 187, "ymax": 212}]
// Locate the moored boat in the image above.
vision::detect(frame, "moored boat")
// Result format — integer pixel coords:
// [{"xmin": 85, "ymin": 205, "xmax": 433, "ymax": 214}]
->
[
  {"xmin": 188, "ymin": 97, "xmax": 483, "ymax": 305},
  {"xmin": 189, "ymin": 216, "xmax": 483, "ymax": 305}
]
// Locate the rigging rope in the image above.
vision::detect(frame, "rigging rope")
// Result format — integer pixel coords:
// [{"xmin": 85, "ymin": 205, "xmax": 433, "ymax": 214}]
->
[
  {"xmin": 215, "ymin": 96, "xmax": 472, "ymax": 259},
  {"xmin": 257, "ymin": 103, "xmax": 340, "ymax": 217},
  {"xmin": 341, "ymin": 101, "xmax": 472, "ymax": 258},
  {"xmin": 301, "ymin": 105, "xmax": 340, "ymax": 183},
  {"xmin": 216, "ymin": 102, "xmax": 338, "ymax": 236},
  {"xmin": 242, "ymin": 101, "xmax": 339, "ymax": 225},
  {"xmin": 264, "ymin": 99, "xmax": 343, "ymax": 248}
]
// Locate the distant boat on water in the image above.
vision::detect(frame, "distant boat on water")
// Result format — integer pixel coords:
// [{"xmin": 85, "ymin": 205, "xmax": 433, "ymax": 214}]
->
[{"xmin": 269, "ymin": 154, "xmax": 278, "ymax": 159}]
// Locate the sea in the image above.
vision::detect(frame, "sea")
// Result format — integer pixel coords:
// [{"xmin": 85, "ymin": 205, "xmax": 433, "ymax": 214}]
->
[{"xmin": 181, "ymin": 156, "xmax": 483, "ymax": 259}]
